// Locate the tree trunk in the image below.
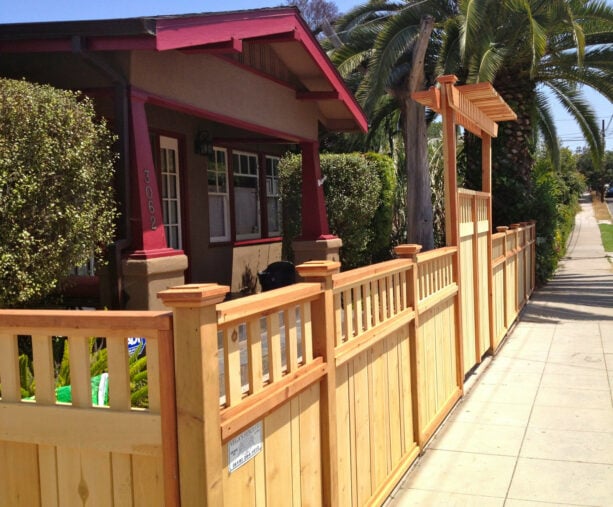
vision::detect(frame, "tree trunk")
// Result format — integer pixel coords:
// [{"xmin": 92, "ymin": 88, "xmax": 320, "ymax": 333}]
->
[
  {"xmin": 490, "ymin": 68, "xmax": 537, "ymax": 226},
  {"xmin": 402, "ymin": 16, "xmax": 435, "ymax": 250},
  {"xmin": 403, "ymin": 97, "xmax": 434, "ymax": 249}
]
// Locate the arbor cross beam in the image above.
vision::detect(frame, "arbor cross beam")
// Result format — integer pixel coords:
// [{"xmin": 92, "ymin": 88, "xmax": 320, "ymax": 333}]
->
[{"xmin": 412, "ymin": 76, "xmax": 516, "ymax": 138}]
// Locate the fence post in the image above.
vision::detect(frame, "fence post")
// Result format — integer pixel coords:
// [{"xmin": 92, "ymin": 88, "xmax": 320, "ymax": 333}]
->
[
  {"xmin": 496, "ymin": 226, "xmax": 510, "ymax": 329},
  {"xmin": 394, "ymin": 244, "xmax": 423, "ymax": 445},
  {"xmin": 530, "ymin": 220, "xmax": 536, "ymax": 295},
  {"xmin": 295, "ymin": 260, "xmax": 341, "ymax": 507},
  {"xmin": 158, "ymin": 283, "xmax": 230, "ymax": 507}
]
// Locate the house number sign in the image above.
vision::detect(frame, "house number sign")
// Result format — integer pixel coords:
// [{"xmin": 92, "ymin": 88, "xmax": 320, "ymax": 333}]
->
[
  {"xmin": 228, "ymin": 421, "xmax": 263, "ymax": 473},
  {"xmin": 143, "ymin": 168, "xmax": 157, "ymax": 230}
]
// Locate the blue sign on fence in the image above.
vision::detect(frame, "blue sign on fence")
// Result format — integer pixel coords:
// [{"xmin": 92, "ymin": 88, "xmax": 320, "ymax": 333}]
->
[{"xmin": 127, "ymin": 337, "xmax": 146, "ymax": 356}]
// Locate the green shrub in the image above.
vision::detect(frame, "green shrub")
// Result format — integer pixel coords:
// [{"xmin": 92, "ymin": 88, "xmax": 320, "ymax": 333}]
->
[
  {"xmin": 529, "ymin": 156, "xmax": 581, "ymax": 284},
  {"xmin": 363, "ymin": 152, "xmax": 396, "ymax": 262},
  {"xmin": 279, "ymin": 152, "xmax": 393, "ymax": 269},
  {"xmin": 0, "ymin": 78, "xmax": 118, "ymax": 307}
]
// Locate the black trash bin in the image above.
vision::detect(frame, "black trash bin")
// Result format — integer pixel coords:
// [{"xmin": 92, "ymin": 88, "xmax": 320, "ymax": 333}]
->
[{"xmin": 258, "ymin": 261, "xmax": 296, "ymax": 291}]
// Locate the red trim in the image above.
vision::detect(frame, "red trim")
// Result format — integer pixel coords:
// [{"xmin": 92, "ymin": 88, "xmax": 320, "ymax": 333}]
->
[
  {"xmin": 300, "ymin": 141, "xmax": 330, "ymax": 239},
  {"xmin": 128, "ymin": 92, "xmax": 168, "ymax": 253},
  {"xmin": 152, "ymin": 11, "xmax": 367, "ymax": 132},
  {"xmin": 214, "ymin": 137, "xmax": 293, "ymax": 145},
  {"xmin": 181, "ymin": 37, "xmax": 243, "ymax": 55},
  {"xmin": 154, "ymin": 12, "xmax": 299, "ymax": 51},
  {"xmin": 234, "ymin": 237, "xmax": 282, "ymax": 247},
  {"xmin": 246, "ymin": 31, "xmax": 299, "ymax": 44}
]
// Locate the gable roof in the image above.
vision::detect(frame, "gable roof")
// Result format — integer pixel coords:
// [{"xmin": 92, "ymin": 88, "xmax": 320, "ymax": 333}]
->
[{"xmin": 0, "ymin": 8, "xmax": 367, "ymax": 132}]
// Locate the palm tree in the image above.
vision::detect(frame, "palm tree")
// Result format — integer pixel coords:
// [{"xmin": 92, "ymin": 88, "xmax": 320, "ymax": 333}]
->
[
  {"xmin": 329, "ymin": 1, "xmax": 459, "ymax": 250},
  {"xmin": 442, "ymin": 0, "xmax": 613, "ymax": 224}
]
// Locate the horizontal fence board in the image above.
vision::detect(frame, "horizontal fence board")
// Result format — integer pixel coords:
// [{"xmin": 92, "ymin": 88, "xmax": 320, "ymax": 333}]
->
[
  {"xmin": 219, "ymin": 358, "xmax": 326, "ymax": 442},
  {"xmin": 332, "ymin": 259, "xmax": 412, "ymax": 290},
  {"xmin": 0, "ymin": 310, "xmax": 172, "ymax": 335},
  {"xmin": 217, "ymin": 283, "xmax": 321, "ymax": 326},
  {"xmin": 0, "ymin": 403, "xmax": 161, "ymax": 455}
]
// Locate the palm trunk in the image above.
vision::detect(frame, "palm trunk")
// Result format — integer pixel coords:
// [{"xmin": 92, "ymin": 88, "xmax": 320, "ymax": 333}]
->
[
  {"xmin": 492, "ymin": 68, "xmax": 537, "ymax": 226},
  {"xmin": 403, "ymin": 97, "xmax": 434, "ymax": 249},
  {"xmin": 402, "ymin": 15, "xmax": 435, "ymax": 250}
]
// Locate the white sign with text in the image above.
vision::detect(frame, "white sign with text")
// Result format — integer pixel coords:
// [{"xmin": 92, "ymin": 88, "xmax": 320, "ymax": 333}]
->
[{"xmin": 228, "ymin": 421, "xmax": 263, "ymax": 473}]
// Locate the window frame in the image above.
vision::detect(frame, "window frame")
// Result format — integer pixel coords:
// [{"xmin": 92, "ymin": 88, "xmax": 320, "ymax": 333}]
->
[
  {"xmin": 159, "ymin": 135, "xmax": 183, "ymax": 250},
  {"xmin": 208, "ymin": 147, "xmax": 282, "ymax": 245},
  {"xmin": 231, "ymin": 149, "xmax": 262, "ymax": 242},
  {"xmin": 264, "ymin": 155, "xmax": 281, "ymax": 238},
  {"xmin": 208, "ymin": 147, "xmax": 231, "ymax": 243}
]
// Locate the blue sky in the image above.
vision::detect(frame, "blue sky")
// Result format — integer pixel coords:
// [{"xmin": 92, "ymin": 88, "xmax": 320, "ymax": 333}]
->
[{"xmin": 1, "ymin": 0, "xmax": 611, "ymax": 152}]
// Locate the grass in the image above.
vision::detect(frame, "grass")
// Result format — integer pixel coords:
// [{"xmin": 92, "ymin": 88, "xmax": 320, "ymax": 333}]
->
[
  {"xmin": 600, "ymin": 224, "xmax": 613, "ymax": 253},
  {"xmin": 590, "ymin": 193, "xmax": 613, "ymax": 259}
]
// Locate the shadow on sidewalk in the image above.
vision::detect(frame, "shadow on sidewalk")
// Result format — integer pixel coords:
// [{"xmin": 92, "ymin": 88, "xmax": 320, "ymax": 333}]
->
[{"xmin": 522, "ymin": 272, "xmax": 613, "ymax": 323}]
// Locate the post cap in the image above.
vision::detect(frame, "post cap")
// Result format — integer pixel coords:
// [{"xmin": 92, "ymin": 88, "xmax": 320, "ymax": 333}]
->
[
  {"xmin": 295, "ymin": 260, "xmax": 341, "ymax": 278},
  {"xmin": 394, "ymin": 244, "xmax": 423, "ymax": 257},
  {"xmin": 158, "ymin": 283, "xmax": 230, "ymax": 307}
]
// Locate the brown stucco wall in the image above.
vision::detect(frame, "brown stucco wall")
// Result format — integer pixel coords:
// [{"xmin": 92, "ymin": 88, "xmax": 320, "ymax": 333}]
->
[{"xmin": 129, "ymin": 51, "xmax": 319, "ymax": 141}]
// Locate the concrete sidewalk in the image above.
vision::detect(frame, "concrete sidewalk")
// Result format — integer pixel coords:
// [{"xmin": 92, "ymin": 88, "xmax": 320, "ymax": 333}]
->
[{"xmin": 386, "ymin": 198, "xmax": 613, "ymax": 506}]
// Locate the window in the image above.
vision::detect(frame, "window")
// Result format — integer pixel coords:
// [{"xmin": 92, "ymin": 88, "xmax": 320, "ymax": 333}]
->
[
  {"xmin": 208, "ymin": 148, "xmax": 230, "ymax": 242},
  {"xmin": 208, "ymin": 148, "xmax": 282, "ymax": 243},
  {"xmin": 232, "ymin": 151, "xmax": 261, "ymax": 240},
  {"xmin": 159, "ymin": 136, "xmax": 182, "ymax": 250},
  {"xmin": 265, "ymin": 156, "xmax": 281, "ymax": 237}
]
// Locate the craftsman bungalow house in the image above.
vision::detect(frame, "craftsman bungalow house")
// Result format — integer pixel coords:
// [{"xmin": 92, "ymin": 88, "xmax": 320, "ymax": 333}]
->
[{"xmin": 0, "ymin": 8, "xmax": 367, "ymax": 309}]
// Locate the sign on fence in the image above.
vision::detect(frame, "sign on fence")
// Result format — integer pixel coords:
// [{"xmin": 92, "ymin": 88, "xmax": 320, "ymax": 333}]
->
[{"xmin": 228, "ymin": 421, "xmax": 263, "ymax": 473}]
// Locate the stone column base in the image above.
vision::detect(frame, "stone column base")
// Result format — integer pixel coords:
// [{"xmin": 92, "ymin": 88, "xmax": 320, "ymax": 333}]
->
[
  {"xmin": 122, "ymin": 254, "xmax": 188, "ymax": 310},
  {"xmin": 292, "ymin": 237, "xmax": 343, "ymax": 266}
]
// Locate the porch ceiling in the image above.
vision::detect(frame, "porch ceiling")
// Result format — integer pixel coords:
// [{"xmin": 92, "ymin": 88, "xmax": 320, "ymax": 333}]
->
[{"xmin": 0, "ymin": 8, "xmax": 367, "ymax": 133}]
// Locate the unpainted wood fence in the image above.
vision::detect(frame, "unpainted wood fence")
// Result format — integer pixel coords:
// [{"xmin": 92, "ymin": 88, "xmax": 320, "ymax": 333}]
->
[{"xmin": 0, "ymin": 220, "xmax": 535, "ymax": 506}]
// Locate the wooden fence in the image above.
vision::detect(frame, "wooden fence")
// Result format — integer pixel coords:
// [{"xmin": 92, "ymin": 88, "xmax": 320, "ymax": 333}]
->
[
  {"xmin": 0, "ymin": 220, "xmax": 535, "ymax": 506},
  {"xmin": 0, "ymin": 311, "xmax": 179, "ymax": 506}
]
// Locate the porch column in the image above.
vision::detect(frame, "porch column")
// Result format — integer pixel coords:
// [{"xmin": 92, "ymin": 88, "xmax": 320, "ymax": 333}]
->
[
  {"xmin": 292, "ymin": 141, "xmax": 342, "ymax": 265},
  {"xmin": 122, "ymin": 91, "xmax": 187, "ymax": 309}
]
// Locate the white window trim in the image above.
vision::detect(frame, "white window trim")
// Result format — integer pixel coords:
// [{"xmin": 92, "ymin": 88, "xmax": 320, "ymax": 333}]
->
[
  {"xmin": 265, "ymin": 155, "xmax": 281, "ymax": 237},
  {"xmin": 208, "ymin": 147, "xmax": 231, "ymax": 243},
  {"xmin": 232, "ymin": 150, "xmax": 261, "ymax": 241},
  {"xmin": 160, "ymin": 136, "xmax": 182, "ymax": 250}
]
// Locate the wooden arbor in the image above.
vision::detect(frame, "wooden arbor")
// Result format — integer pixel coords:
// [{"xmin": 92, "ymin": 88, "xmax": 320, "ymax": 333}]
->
[
  {"xmin": 413, "ymin": 74, "xmax": 517, "ymax": 245},
  {"xmin": 413, "ymin": 75, "xmax": 517, "ymax": 370}
]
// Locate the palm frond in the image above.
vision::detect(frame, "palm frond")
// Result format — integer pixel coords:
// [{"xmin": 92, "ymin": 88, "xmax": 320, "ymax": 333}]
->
[
  {"xmin": 545, "ymin": 79, "xmax": 604, "ymax": 167},
  {"xmin": 534, "ymin": 90, "xmax": 560, "ymax": 169}
]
